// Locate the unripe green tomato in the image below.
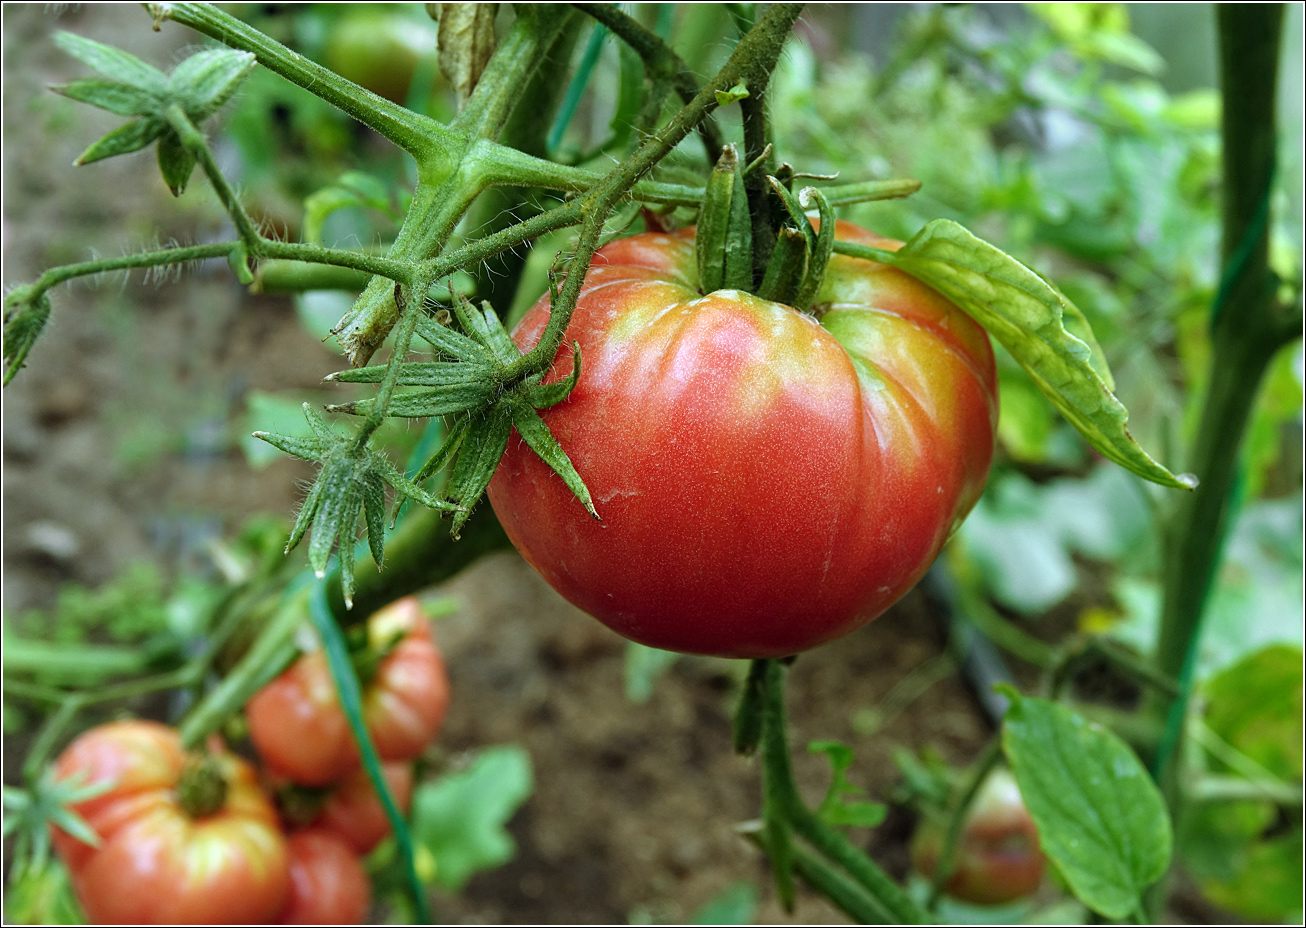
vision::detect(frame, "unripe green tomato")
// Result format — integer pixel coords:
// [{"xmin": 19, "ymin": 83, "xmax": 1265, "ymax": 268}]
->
[
  {"xmin": 323, "ymin": 11, "xmax": 436, "ymax": 104},
  {"xmin": 911, "ymin": 769, "xmax": 1045, "ymax": 905}
]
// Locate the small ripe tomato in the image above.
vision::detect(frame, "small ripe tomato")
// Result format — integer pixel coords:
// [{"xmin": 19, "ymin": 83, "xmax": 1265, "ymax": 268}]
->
[
  {"xmin": 277, "ymin": 828, "xmax": 371, "ymax": 925},
  {"xmin": 317, "ymin": 761, "xmax": 415, "ymax": 854},
  {"xmin": 487, "ymin": 222, "xmax": 997, "ymax": 658},
  {"xmin": 247, "ymin": 597, "xmax": 450, "ymax": 786},
  {"xmin": 50, "ymin": 719, "xmax": 290, "ymax": 924},
  {"xmin": 911, "ymin": 769, "xmax": 1045, "ymax": 905}
]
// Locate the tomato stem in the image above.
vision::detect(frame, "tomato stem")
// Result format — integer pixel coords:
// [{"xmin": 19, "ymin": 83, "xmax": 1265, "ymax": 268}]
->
[
  {"xmin": 924, "ymin": 737, "xmax": 1002, "ymax": 911},
  {"xmin": 755, "ymin": 659, "xmax": 930, "ymax": 924}
]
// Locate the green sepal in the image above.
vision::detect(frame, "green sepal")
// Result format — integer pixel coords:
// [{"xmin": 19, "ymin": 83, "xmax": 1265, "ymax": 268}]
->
[
  {"xmin": 50, "ymin": 78, "xmax": 160, "ymax": 116},
  {"xmin": 326, "ymin": 360, "xmax": 498, "ymax": 387},
  {"xmin": 372, "ymin": 453, "xmax": 464, "ymax": 514},
  {"xmin": 74, "ymin": 118, "xmax": 166, "ymax": 166},
  {"xmin": 413, "ymin": 416, "xmax": 471, "ymax": 485},
  {"xmin": 156, "ymin": 130, "xmax": 197, "ymax": 196},
  {"xmin": 2, "ymin": 289, "xmax": 52, "ymax": 386},
  {"xmin": 859, "ymin": 220, "xmax": 1196, "ymax": 490},
  {"xmin": 329, "ymin": 381, "xmax": 498, "ymax": 419},
  {"xmin": 697, "ymin": 146, "xmax": 739, "ymax": 294},
  {"xmin": 722, "ymin": 154, "xmax": 754, "ymax": 291},
  {"xmin": 444, "ymin": 402, "xmax": 513, "ymax": 539},
  {"xmin": 285, "ymin": 468, "xmax": 328, "ymax": 554},
  {"xmin": 768, "ymin": 176, "xmax": 817, "ymax": 258},
  {"xmin": 337, "ymin": 520, "xmax": 357, "ymax": 609},
  {"xmin": 251, "ymin": 429, "xmax": 326, "ymax": 462},
  {"xmin": 362, "ymin": 469, "xmax": 387, "ymax": 569},
  {"xmin": 476, "ymin": 304, "xmax": 520, "ymax": 363},
  {"xmin": 793, "ymin": 187, "xmax": 835, "ymax": 313},
  {"xmin": 509, "ymin": 399, "xmax": 599, "ymax": 521},
  {"xmin": 521, "ymin": 341, "xmax": 582, "ymax": 410},
  {"xmin": 414, "ymin": 313, "xmax": 495, "ymax": 363},
  {"xmin": 53, "ymin": 32, "xmax": 166, "ymax": 92},
  {"xmin": 308, "ymin": 459, "xmax": 356, "ymax": 578},
  {"xmin": 167, "ymin": 48, "xmax": 256, "ymax": 120},
  {"xmin": 757, "ymin": 227, "xmax": 808, "ymax": 306},
  {"xmin": 820, "ymin": 178, "xmax": 922, "ymax": 207},
  {"xmin": 451, "ymin": 294, "xmax": 497, "ymax": 352}
]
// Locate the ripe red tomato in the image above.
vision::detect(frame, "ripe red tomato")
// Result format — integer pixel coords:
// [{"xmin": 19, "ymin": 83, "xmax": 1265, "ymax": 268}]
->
[
  {"xmin": 487, "ymin": 222, "xmax": 998, "ymax": 658},
  {"xmin": 277, "ymin": 828, "xmax": 371, "ymax": 925},
  {"xmin": 50, "ymin": 719, "xmax": 290, "ymax": 924},
  {"xmin": 911, "ymin": 769, "xmax": 1045, "ymax": 905},
  {"xmin": 317, "ymin": 761, "xmax": 415, "ymax": 854},
  {"xmin": 247, "ymin": 597, "xmax": 450, "ymax": 785}
]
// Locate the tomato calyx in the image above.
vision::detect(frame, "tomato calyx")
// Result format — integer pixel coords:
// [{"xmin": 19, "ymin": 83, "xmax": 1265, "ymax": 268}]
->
[
  {"xmin": 177, "ymin": 752, "xmax": 229, "ymax": 818},
  {"xmin": 694, "ymin": 145, "xmax": 838, "ymax": 316},
  {"xmin": 320, "ymin": 290, "xmax": 600, "ymax": 540}
]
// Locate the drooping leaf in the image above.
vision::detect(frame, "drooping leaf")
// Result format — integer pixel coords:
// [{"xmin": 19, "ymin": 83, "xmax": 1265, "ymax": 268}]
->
[
  {"xmin": 1001, "ymin": 692, "xmax": 1172, "ymax": 919},
  {"xmin": 434, "ymin": 3, "xmax": 499, "ymax": 110},
  {"xmin": 3, "ymin": 289, "xmax": 52, "ymax": 385},
  {"xmin": 872, "ymin": 220, "xmax": 1196, "ymax": 490},
  {"xmin": 410, "ymin": 745, "xmax": 533, "ymax": 892}
]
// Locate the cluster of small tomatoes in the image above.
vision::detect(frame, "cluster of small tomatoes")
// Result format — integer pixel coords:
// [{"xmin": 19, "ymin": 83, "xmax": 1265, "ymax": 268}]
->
[{"xmin": 50, "ymin": 597, "xmax": 449, "ymax": 924}]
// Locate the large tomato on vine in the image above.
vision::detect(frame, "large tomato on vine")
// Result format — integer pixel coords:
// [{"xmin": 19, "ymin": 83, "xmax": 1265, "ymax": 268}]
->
[
  {"xmin": 487, "ymin": 222, "xmax": 997, "ymax": 658},
  {"xmin": 247, "ymin": 597, "xmax": 449, "ymax": 786},
  {"xmin": 50, "ymin": 720, "xmax": 290, "ymax": 924}
]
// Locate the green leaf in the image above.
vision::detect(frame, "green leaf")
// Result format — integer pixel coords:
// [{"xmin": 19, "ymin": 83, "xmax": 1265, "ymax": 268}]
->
[
  {"xmin": 53, "ymin": 32, "xmax": 166, "ymax": 92},
  {"xmin": 881, "ymin": 220, "xmax": 1195, "ymax": 490},
  {"xmin": 410, "ymin": 745, "xmax": 534, "ymax": 892},
  {"xmin": 689, "ymin": 882, "xmax": 759, "ymax": 925},
  {"xmin": 808, "ymin": 740, "xmax": 888, "ymax": 828},
  {"xmin": 714, "ymin": 82, "xmax": 750, "ymax": 106},
  {"xmin": 74, "ymin": 118, "xmax": 166, "ymax": 166},
  {"xmin": 168, "ymin": 48, "xmax": 256, "ymax": 119},
  {"xmin": 302, "ymin": 171, "xmax": 396, "ymax": 246},
  {"xmin": 1202, "ymin": 644, "xmax": 1303, "ymax": 781},
  {"xmin": 623, "ymin": 642, "xmax": 679, "ymax": 703},
  {"xmin": 50, "ymin": 78, "xmax": 159, "ymax": 116},
  {"xmin": 1002, "ymin": 694, "xmax": 1171, "ymax": 919},
  {"xmin": 1180, "ymin": 802, "xmax": 1302, "ymax": 922}
]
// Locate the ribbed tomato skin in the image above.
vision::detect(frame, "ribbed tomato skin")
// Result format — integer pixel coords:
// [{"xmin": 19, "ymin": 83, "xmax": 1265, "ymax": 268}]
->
[
  {"xmin": 50, "ymin": 720, "xmax": 291, "ymax": 925},
  {"xmin": 277, "ymin": 829, "xmax": 371, "ymax": 925},
  {"xmin": 487, "ymin": 222, "xmax": 997, "ymax": 658}
]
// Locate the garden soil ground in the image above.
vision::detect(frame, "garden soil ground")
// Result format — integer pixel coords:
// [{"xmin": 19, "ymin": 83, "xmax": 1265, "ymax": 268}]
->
[{"xmin": 3, "ymin": 6, "xmax": 1016, "ymax": 924}]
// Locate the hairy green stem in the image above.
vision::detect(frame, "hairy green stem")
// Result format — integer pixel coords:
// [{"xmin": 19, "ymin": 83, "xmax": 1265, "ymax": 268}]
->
[
  {"xmin": 743, "ymin": 829, "xmax": 894, "ymax": 924},
  {"xmin": 571, "ymin": 2, "xmax": 726, "ymax": 162},
  {"xmin": 757, "ymin": 659, "xmax": 929, "ymax": 924},
  {"xmin": 148, "ymin": 2, "xmax": 446, "ymax": 157},
  {"xmin": 1152, "ymin": 4, "xmax": 1298, "ymax": 783},
  {"xmin": 177, "ymin": 585, "xmax": 309, "ymax": 749}
]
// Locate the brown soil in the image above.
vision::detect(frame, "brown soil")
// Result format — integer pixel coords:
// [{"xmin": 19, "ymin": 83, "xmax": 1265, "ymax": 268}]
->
[{"xmin": 3, "ymin": 6, "xmax": 995, "ymax": 923}]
